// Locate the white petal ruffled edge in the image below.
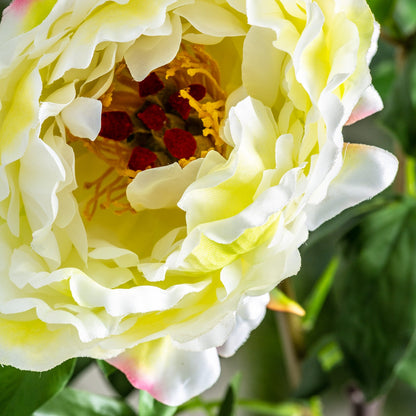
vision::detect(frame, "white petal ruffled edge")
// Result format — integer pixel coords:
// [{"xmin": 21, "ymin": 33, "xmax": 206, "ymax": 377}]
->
[{"xmin": 306, "ymin": 143, "xmax": 398, "ymax": 230}]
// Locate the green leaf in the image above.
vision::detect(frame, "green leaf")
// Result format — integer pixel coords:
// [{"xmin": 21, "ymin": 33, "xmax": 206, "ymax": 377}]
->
[
  {"xmin": 0, "ymin": 360, "xmax": 75, "ymax": 416},
  {"xmin": 380, "ymin": 50, "xmax": 416, "ymax": 157},
  {"xmin": 97, "ymin": 360, "xmax": 117, "ymax": 378},
  {"xmin": 302, "ymin": 257, "xmax": 339, "ymax": 331},
  {"xmin": 335, "ymin": 197, "xmax": 416, "ymax": 399},
  {"xmin": 370, "ymin": 38, "xmax": 396, "ymax": 102},
  {"xmin": 293, "ymin": 356, "xmax": 329, "ymax": 399},
  {"xmin": 138, "ymin": 390, "xmax": 177, "ymax": 416},
  {"xmin": 317, "ymin": 339, "xmax": 343, "ymax": 373},
  {"xmin": 294, "ymin": 336, "xmax": 343, "ymax": 399},
  {"xmin": 238, "ymin": 398, "xmax": 320, "ymax": 416},
  {"xmin": 367, "ymin": 0, "xmax": 397, "ymax": 25},
  {"xmin": 217, "ymin": 373, "xmax": 241, "ymax": 416},
  {"xmin": 394, "ymin": 0, "xmax": 416, "ymax": 35},
  {"xmin": 34, "ymin": 387, "xmax": 136, "ymax": 416},
  {"xmin": 396, "ymin": 329, "xmax": 416, "ymax": 389},
  {"xmin": 97, "ymin": 360, "xmax": 134, "ymax": 397}
]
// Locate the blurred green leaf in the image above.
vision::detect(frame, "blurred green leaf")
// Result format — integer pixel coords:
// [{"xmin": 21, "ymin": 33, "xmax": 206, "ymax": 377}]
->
[
  {"xmin": 371, "ymin": 58, "xmax": 396, "ymax": 102},
  {"xmin": 218, "ymin": 373, "xmax": 241, "ymax": 416},
  {"xmin": 303, "ymin": 257, "xmax": 339, "ymax": 331},
  {"xmin": 97, "ymin": 360, "xmax": 117, "ymax": 378},
  {"xmin": 367, "ymin": 0, "xmax": 397, "ymax": 25},
  {"xmin": 0, "ymin": 360, "xmax": 75, "ymax": 416},
  {"xmin": 34, "ymin": 387, "xmax": 135, "ymax": 416},
  {"xmin": 394, "ymin": 0, "xmax": 416, "ymax": 35},
  {"xmin": 138, "ymin": 390, "xmax": 177, "ymax": 416},
  {"xmin": 97, "ymin": 360, "xmax": 134, "ymax": 397},
  {"xmin": 380, "ymin": 50, "xmax": 416, "ymax": 156},
  {"xmin": 335, "ymin": 196, "xmax": 416, "ymax": 400},
  {"xmin": 238, "ymin": 398, "xmax": 321, "ymax": 416},
  {"xmin": 294, "ymin": 335, "xmax": 343, "ymax": 399},
  {"xmin": 396, "ymin": 329, "xmax": 416, "ymax": 389},
  {"xmin": 317, "ymin": 339, "xmax": 343, "ymax": 373},
  {"xmin": 293, "ymin": 355, "xmax": 329, "ymax": 399}
]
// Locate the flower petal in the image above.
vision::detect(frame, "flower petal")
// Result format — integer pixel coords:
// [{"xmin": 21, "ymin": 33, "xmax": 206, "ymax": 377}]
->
[
  {"xmin": 60, "ymin": 97, "xmax": 102, "ymax": 140},
  {"xmin": 125, "ymin": 14, "xmax": 182, "ymax": 81},
  {"xmin": 345, "ymin": 85, "xmax": 383, "ymax": 125},
  {"xmin": 0, "ymin": 69, "xmax": 41, "ymax": 165},
  {"xmin": 218, "ymin": 294, "xmax": 269, "ymax": 357},
  {"xmin": 306, "ymin": 143, "xmax": 399, "ymax": 230},
  {"xmin": 126, "ymin": 159, "xmax": 203, "ymax": 211},
  {"xmin": 174, "ymin": 0, "xmax": 246, "ymax": 37},
  {"xmin": 69, "ymin": 272, "xmax": 209, "ymax": 316},
  {"xmin": 108, "ymin": 337, "xmax": 220, "ymax": 406},
  {"xmin": 242, "ymin": 26, "xmax": 284, "ymax": 107}
]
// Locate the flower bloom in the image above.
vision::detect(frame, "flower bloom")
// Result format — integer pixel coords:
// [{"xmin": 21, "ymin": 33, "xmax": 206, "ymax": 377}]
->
[{"xmin": 0, "ymin": 0, "xmax": 397, "ymax": 405}]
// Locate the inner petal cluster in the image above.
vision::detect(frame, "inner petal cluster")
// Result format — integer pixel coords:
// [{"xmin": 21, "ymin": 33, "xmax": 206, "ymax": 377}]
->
[{"xmin": 69, "ymin": 44, "xmax": 227, "ymax": 220}]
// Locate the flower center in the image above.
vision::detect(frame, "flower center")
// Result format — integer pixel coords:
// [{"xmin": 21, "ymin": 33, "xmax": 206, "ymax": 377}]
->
[{"xmin": 70, "ymin": 44, "xmax": 227, "ymax": 220}]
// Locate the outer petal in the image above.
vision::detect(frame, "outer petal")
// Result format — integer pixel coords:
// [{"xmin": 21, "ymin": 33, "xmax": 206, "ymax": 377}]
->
[
  {"xmin": 218, "ymin": 294, "xmax": 269, "ymax": 357},
  {"xmin": 306, "ymin": 143, "xmax": 399, "ymax": 230},
  {"xmin": 345, "ymin": 85, "xmax": 383, "ymax": 125},
  {"xmin": 108, "ymin": 337, "xmax": 220, "ymax": 406},
  {"xmin": 0, "ymin": 69, "xmax": 42, "ymax": 165}
]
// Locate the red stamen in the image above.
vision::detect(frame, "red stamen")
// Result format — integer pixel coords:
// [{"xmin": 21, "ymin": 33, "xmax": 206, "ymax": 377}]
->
[
  {"xmin": 168, "ymin": 92, "xmax": 191, "ymax": 120},
  {"xmin": 137, "ymin": 104, "xmax": 167, "ymax": 131},
  {"xmin": 100, "ymin": 111, "xmax": 133, "ymax": 141},
  {"xmin": 188, "ymin": 84, "xmax": 206, "ymax": 101},
  {"xmin": 128, "ymin": 146, "xmax": 158, "ymax": 171},
  {"xmin": 164, "ymin": 128, "xmax": 197, "ymax": 159},
  {"xmin": 138, "ymin": 72, "xmax": 164, "ymax": 97}
]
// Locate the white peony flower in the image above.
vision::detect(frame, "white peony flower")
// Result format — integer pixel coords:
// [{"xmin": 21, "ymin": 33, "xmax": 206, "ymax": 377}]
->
[{"xmin": 0, "ymin": 0, "xmax": 397, "ymax": 405}]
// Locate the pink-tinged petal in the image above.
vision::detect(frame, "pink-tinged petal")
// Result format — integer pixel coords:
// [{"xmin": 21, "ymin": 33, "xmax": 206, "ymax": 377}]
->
[
  {"xmin": 0, "ymin": 0, "xmax": 57, "ymax": 47},
  {"xmin": 306, "ymin": 143, "xmax": 398, "ymax": 230},
  {"xmin": 4, "ymin": 0, "xmax": 56, "ymax": 25},
  {"xmin": 7, "ymin": 0, "xmax": 33, "ymax": 13},
  {"xmin": 345, "ymin": 85, "xmax": 383, "ymax": 125},
  {"xmin": 108, "ymin": 337, "xmax": 220, "ymax": 406}
]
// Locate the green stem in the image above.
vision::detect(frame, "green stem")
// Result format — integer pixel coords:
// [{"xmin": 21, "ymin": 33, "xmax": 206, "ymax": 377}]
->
[
  {"xmin": 275, "ymin": 311, "xmax": 301, "ymax": 390},
  {"xmin": 406, "ymin": 156, "xmax": 416, "ymax": 197},
  {"xmin": 274, "ymin": 279, "xmax": 304, "ymax": 390}
]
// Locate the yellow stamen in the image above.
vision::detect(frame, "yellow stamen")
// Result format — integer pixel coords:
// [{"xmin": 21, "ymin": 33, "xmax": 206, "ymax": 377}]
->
[
  {"xmin": 178, "ymin": 157, "xmax": 196, "ymax": 168},
  {"xmin": 179, "ymin": 89, "xmax": 224, "ymax": 149}
]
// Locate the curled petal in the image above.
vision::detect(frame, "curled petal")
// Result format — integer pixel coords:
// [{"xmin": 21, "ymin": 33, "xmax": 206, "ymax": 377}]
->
[
  {"xmin": 346, "ymin": 85, "xmax": 383, "ymax": 125},
  {"xmin": 108, "ymin": 337, "xmax": 220, "ymax": 406},
  {"xmin": 306, "ymin": 143, "xmax": 399, "ymax": 230},
  {"xmin": 61, "ymin": 97, "xmax": 102, "ymax": 140}
]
